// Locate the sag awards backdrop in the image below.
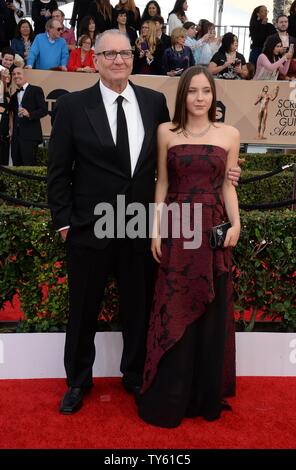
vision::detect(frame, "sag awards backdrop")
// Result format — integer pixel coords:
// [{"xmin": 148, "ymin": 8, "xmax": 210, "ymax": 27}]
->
[{"xmin": 24, "ymin": 70, "xmax": 296, "ymax": 145}]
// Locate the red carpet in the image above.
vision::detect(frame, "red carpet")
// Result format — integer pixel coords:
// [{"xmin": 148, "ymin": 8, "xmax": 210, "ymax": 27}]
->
[{"xmin": 0, "ymin": 377, "xmax": 296, "ymax": 449}]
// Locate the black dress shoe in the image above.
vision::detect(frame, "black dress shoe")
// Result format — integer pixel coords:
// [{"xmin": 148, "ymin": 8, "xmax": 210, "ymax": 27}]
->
[
  {"xmin": 203, "ymin": 400, "xmax": 232, "ymax": 421},
  {"xmin": 59, "ymin": 386, "xmax": 92, "ymax": 414},
  {"xmin": 132, "ymin": 385, "xmax": 141, "ymax": 405},
  {"xmin": 221, "ymin": 399, "xmax": 232, "ymax": 411},
  {"xmin": 122, "ymin": 377, "xmax": 141, "ymax": 393}
]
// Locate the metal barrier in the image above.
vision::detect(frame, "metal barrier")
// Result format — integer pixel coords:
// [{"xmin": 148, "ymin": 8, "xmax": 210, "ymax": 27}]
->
[{"xmin": 1, "ymin": 163, "xmax": 295, "ymax": 211}]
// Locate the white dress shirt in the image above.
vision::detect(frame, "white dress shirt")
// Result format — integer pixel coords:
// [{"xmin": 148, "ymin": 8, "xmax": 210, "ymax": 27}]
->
[
  {"xmin": 58, "ymin": 80, "xmax": 145, "ymax": 232},
  {"xmin": 16, "ymin": 82, "xmax": 29, "ymax": 107},
  {"xmin": 168, "ymin": 13, "xmax": 184, "ymax": 35},
  {"xmin": 99, "ymin": 80, "xmax": 144, "ymax": 176}
]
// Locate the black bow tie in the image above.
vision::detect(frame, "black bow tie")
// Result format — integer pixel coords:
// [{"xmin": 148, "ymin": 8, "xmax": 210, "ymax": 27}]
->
[{"xmin": 16, "ymin": 87, "xmax": 24, "ymax": 93}]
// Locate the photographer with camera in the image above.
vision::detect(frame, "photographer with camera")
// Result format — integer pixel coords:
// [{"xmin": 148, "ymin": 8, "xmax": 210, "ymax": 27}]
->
[{"xmin": 208, "ymin": 32, "xmax": 248, "ymax": 80}]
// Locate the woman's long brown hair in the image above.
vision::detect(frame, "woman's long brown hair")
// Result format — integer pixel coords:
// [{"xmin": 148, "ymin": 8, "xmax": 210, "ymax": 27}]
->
[{"xmin": 171, "ymin": 66, "xmax": 217, "ymax": 133}]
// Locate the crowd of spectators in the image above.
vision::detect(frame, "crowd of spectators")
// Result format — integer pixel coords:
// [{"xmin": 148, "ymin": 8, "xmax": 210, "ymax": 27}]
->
[
  {"xmin": 1, "ymin": 1, "xmax": 296, "ymax": 80},
  {"xmin": 2, "ymin": 1, "xmax": 296, "ymax": 165}
]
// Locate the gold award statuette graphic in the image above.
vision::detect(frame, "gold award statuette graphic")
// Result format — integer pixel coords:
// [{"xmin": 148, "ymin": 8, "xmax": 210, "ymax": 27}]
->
[{"xmin": 254, "ymin": 85, "xmax": 279, "ymax": 140}]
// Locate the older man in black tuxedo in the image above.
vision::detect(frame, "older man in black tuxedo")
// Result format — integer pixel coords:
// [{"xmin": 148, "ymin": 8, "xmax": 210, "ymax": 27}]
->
[
  {"xmin": 10, "ymin": 67, "xmax": 47, "ymax": 165},
  {"xmin": 48, "ymin": 30, "xmax": 241, "ymax": 414},
  {"xmin": 48, "ymin": 29, "xmax": 170, "ymax": 414}
]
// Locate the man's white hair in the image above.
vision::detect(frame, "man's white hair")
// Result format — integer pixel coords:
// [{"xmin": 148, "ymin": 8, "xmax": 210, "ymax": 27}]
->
[{"xmin": 94, "ymin": 29, "xmax": 132, "ymax": 54}]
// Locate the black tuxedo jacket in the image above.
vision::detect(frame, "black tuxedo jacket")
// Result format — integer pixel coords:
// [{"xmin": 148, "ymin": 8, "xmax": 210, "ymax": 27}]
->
[
  {"xmin": 160, "ymin": 33, "xmax": 171, "ymax": 50},
  {"xmin": 10, "ymin": 84, "xmax": 48, "ymax": 142},
  {"xmin": 47, "ymin": 81, "xmax": 170, "ymax": 249}
]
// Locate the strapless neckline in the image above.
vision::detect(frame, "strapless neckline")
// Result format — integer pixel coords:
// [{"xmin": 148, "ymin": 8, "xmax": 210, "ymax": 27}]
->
[{"xmin": 168, "ymin": 144, "xmax": 227, "ymax": 155}]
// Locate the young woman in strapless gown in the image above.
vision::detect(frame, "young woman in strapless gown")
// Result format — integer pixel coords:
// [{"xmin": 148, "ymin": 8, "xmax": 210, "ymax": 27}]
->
[{"xmin": 138, "ymin": 65, "xmax": 241, "ymax": 428}]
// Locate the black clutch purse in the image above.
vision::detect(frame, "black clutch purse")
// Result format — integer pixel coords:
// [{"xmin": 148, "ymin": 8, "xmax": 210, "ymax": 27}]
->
[{"xmin": 209, "ymin": 222, "xmax": 231, "ymax": 249}]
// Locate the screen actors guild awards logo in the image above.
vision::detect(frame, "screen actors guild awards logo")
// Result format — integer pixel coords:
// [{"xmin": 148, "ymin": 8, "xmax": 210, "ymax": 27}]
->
[{"xmin": 254, "ymin": 85, "xmax": 279, "ymax": 139}]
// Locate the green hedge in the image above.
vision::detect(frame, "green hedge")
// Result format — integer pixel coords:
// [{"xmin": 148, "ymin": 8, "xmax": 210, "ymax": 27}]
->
[
  {"xmin": 5, "ymin": 149, "xmax": 295, "ymax": 174},
  {"xmin": 36, "ymin": 147, "xmax": 48, "ymax": 166},
  {"xmin": 238, "ymin": 171, "xmax": 294, "ymax": 205},
  {"xmin": 0, "ymin": 205, "xmax": 295, "ymax": 332},
  {"xmin": 240, "ymin": 153, "xmax": 296, "ymax": 170},
  {"xmin": 233, "ymin": 209, "xmax": 295, "ymax": 331},
  {"xmin": 0, "ymin": 205, "xmax": 120, "ymax": 332},
  {"xmin": 34, "ymin": 148, "xmax": 296, "ymax": 170},
  {"xmin": 0, "ymin": 166, "xmax": 294, "ymax": 207},
  {"xmin": 0, "ymin": 167, "xmax": 47, "ymax": 205}
]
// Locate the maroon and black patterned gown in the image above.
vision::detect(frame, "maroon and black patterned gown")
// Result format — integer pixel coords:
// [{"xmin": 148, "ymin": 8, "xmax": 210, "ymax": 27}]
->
[{"xmin": 138, "ymin": 144, "xmax": 236, "ymax": 428}]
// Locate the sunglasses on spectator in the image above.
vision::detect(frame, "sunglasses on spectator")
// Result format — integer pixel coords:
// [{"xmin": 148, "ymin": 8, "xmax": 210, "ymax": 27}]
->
[{"xmin": 96, "ymin": 50, "xmax": 134, "ymax": 60}]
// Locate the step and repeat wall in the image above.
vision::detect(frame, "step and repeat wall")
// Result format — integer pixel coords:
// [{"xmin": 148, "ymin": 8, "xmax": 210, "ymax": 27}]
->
[{"xmin": 25, "ymin": 70, "xmax": 296, "ymax": 145}]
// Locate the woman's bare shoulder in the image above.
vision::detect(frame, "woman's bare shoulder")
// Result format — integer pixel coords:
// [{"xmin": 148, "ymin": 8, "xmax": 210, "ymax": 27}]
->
[
  {"xmin": 214, "ymin": 123, "xmax": 240, "ymax": 139},
  {"xmin": 158, "ymin": 121, "xmax": 176, "ymax": 131},
  {"xmin": 158, "ymin": 121, "xmax": 179, "ymax": 138}
]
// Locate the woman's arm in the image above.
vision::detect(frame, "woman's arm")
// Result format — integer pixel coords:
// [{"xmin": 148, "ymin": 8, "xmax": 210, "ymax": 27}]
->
[
  {"xmin": 208, "ymin": 58, "xmax": 234, "ymax": 75},
  {"xmin": 259, "ymin": 54, "xmax": 289, "ymax": 71},
  {"xmin": 236, "ymin": 63, "xmax": 249, "ymax": 79},
  {"xmin": 278, "ymin": 57, "xmax": 291, "ymax": 76},
  {"xmin": 254, "ymin": 93, "xmax": 262, "ymax": 105},
  {"xmin": 222, "ymin": 127, "xmax": 241, "ymax": 247},
  {"xmin": 151, "ymin": 123, "xmax": 170, "ymax": 262}
]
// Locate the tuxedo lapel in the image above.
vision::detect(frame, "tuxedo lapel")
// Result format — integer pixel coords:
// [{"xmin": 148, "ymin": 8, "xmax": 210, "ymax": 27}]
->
[
  {"xmin": 21, "ymin": 84, "xmax": 31, "ymax": 106},
  {"xmin": 84, "ymin": 82, "xmax": 127, "ymax": 178},
  {"xmin": 131, "ymin": 83, "xmax": 154, "ymax": 176},
  {"xmin": 84, "ymin": 82, "xmax": 115, "ymax": 150}
]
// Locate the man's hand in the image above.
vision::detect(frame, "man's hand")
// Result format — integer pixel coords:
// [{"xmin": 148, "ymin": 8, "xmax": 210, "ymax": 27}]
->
[
  {"xmin": 151, "ymin": 235, "xmax": 162, "ymax": 263},
  {"xmin": 18, "ymin": 107, "xmax": 30, "ymax": 118},
  {"xmin": 227, "ymin": 166, "xmax": 241, "ymax": 186},
  {"xmin": 59, "ymin": 228, "xmax": 69, "ymax": 241}
]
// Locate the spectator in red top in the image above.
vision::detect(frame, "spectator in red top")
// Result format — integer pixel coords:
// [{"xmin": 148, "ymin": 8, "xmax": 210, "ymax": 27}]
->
[{"xmin": 67, "ymin": 34, "xmax": 95, "ymax": 73}]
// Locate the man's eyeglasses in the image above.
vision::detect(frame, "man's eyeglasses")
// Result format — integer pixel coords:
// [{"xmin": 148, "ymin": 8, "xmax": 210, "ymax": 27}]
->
[{"xmin": 96, "ymin": 50, "xmax": 134, "ymax": 60}]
